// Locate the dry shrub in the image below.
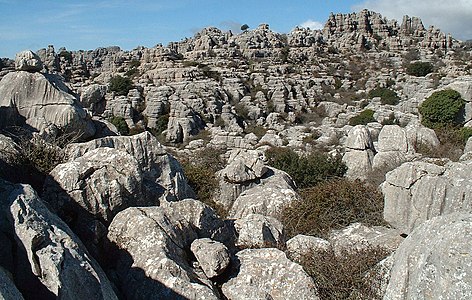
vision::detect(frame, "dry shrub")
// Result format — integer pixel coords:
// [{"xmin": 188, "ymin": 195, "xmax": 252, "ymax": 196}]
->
[
  {"xmin": 416, "ymin": 126, "xmax": 471, "ymax": 161},
  {"xmin": 180, "ymin": 147, "xmax": 227, "ymax": 217},
  {"xmin": 297, "ymin": 245, "xmax": 390, "ymax": 300},
  {"xmin": 281, "ymin": 179, "xmax": 385, "ymax": 239}
]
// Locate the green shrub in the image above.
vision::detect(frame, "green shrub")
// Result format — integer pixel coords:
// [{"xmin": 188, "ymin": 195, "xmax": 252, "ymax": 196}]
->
[
  {"xmin": 419, "ymin": 89, "xmax": 465, "ymax": 128},
  {"xmin": 109, "ymin": 75, "xmax": 133, "ymax": 96},
  {"xmin": 406, "ymin": 61, "xmax": 434, "ymax": 77},
  {"xmin": 368, "ymin": 87, "xmax": 400, "ymax": 105},
  {"xmin": 281, "ymin": 179, "xmax": 385, "ymax": 238},
  {"xmin": 349, "ymin": 109, "xmax": 376, "ymax": 126},
  {"xmin": 180, "ymin": 148, "xmax": 226, "ymax": 217},
  {"xmin": 265, "ymin": 148, "xmax": 346, "ymax": 189},
  {"xmin": 296, "ymin": 245, "xmax": 390, "ymax": 300},
  {"xmin": 109, "ymin": 116, "xmax": 130, "ymax": 135}
]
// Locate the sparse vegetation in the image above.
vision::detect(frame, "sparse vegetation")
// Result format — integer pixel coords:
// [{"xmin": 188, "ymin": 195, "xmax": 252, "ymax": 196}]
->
[
  {"xmin": 406, "ymin": 61, "xmax": 434, "ymax": 77},
  {"xmin": 109, "ymin": 116, "xmax": 130, "ymax": 135},
  {"xmin": 419, "ymin": 89, "xmax": 465, "ymax": 128},
  {"xmin": 349, "ymin": 109, "xmax": 376, "ymax": 126},
  {"xmin": 415, "ymin": 125, "xmax": 472, "ymax": 161},
  {"xmin": 265, "ymin": 147, "xmax": 346, "ymax": 189},
  {"xmin": 109, "ymin": 75, "xmax": 133, "ymax": 96},
  {"xmin": 368, "ymin": 87, "xmax": 400, "ymax": 105}
]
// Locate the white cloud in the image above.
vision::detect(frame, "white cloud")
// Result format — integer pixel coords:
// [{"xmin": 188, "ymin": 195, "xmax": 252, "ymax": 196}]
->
[
  {"xmin": 299, "ymin": 19, "xmax": 324, "ymax": 30},
  {"xmin": 352, "ymin": 0, "xmax": 472, "ymax": 40}
]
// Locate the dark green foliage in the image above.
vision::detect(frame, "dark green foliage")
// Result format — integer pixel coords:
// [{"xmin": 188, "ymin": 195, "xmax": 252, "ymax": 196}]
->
[
  {"xmin": 181, "ymin": 148, "xmax": 226, "ymax": 217},
  {"xmin": 241, "ymin": 24, "xmax": 249, "ymax": 31},
  {"xmin": 297, "ymin": 245, "xmax": 390, "ymax": 300},
  {"xmin": 154, "ymin": 114, "xmax": 169, "ymax": 136},
  {"xmin": 58, "ymin": 50, "xmax": 73, "ymax": 62},
  {"xmin": 109, "ymin": 116, "xmax": 130, "ymax": 135},
  {"xmin": 265, "ymin": 147, "xmax": 346, "ymax": 189},
  {"xmin": 281, "ymin": 179, "xmax": 385, "ymax": 238},
  {"xmin": 406, "ymin": 61, "xmax": 434, "ymax": 77},
  {"xmin": 349, "ymin": 109, "xmax": 376, "ymax": 126},
  {"xmin": 368, "ymin": 87, "xmax": 400, "ymax": 105},
  {"xmin": 419, "ymin": 89, "xmax": 465, "ymax": 128},
  {"xmin": 109, "ymin": 75, "xmax": 133, "ymax": 96}
]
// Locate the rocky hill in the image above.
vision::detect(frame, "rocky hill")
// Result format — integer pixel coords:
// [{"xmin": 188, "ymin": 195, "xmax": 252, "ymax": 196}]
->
[{"xmin": 1, "ymin": 9, "xmax": 472, "ymax": 300}]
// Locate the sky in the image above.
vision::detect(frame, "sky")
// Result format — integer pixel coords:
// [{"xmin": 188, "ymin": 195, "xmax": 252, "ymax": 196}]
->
[{"xmin": 1, "ymin": 0, "xmax": 471, "ymax": 59}]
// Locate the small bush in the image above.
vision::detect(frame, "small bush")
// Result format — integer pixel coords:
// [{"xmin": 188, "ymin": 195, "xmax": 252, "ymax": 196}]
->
[
  {"xmin": 419, "ymin": 89, "xmax": 465, "ymax": 128},
  {"xmin": 180, "ymin": 148, "xmax": 227, "ymax": 217},
  {"xmin": 368, "ymin": 87, "xmax": 400, "ymax": 105},
  {"xmin": 416, "ymin": 125, "xmax": 469, "ymax": 161},
  {"xmin": 297, "ymin": 245, "xmax": 390, "ymax": 300},
  {"xmin": 349, "ymin": 109, "xmax": 376, "ymax": 126},
  {"xmin": 109, "ymin": 75, "xmax": 133, "ymax": 96},
  {"xmin": 109, "ymin": 116, "xmax": 130, "ymax": 135},
  {"xmin": 265, "ymin": 147, "xmax": 346, "ymax": 189},
  {"xmin": 406, "ymin": 61, "xmax": 434, "ymax": 77},
  {"xmin": 281, "ymin": 179, "xmax": 385, "ymax": 238}
]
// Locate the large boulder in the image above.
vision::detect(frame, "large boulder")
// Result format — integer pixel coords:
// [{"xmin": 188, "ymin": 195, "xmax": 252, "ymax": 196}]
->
[
  {"xmin": 382, "ymin": 160, "xmax": 472, "ymax": 234},
  {"xmin": 286, "ymin": 235, "xmax": 331, "ymax": 262},
  {"xmin": 14, "ymin": 50, "xmax": 43, "ymax": 72},
  {"xmin": 0, "ymin": 179, "xmax": 117, "ymax": 299},
  {"xmin": 234, "ymin": 214, "xmax": 285, "ymax": 249},
  {"xmin": 107, "ymin": 200, "xmax": 227, "ymax": 300},
  {"xmin": 384, "ymin": 213, "xmax": 472, "ymax": 299},
  {"xmin": 221, "ymin": 248, "xmax": 318, "ymax": 300},
  {"xmin": 0, "ymin": 71, "xmax": 95, "ymax": 138},
  {"xmin": 66, "ymin": 131, "xmax": 194, "ymax": 201},
  {"xmin": 343, "ymin": 125, "xmax": 375, "ymax": 180},
  {"xmin": 190, "ymin": 238, "xmax": 230, "ymax": 278},
  {"xmin": 220, "ymin": 149, "xmax": 268, "ymax": 183}
]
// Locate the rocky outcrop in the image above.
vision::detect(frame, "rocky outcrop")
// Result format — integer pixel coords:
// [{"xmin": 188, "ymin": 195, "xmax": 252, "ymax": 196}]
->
[
  {"xmin": 15, "ymin": 50, "xmax": 43, "ymax": 72},
  {"xmin": 0, "ymin": 179, "xmax": 117, "ymax": 299},
  {"xmin": 384, "ymin": 213, "xmax": 472, "ymax": 299},
  {"xmin": 382, "ymin": 160, "xmax": 472, "ymax": 234},
  {"xmin": 107, "ymin": 200, "xmax": 229, "ymax": 300},
  {"xmin": 234, "ymin": 214, "xmax": 285, "ymax": 249},
  {"xmin": 286, "ymin": 235, "xmax": 331, "ymax": 262},
  {"xmin": 0, "ymin": 70, "xmax": 95, "ymax": 138},
  {"xmin": 190, "ymin": 238, "xmax": 230, "ymax": 278},
  {"xmin": 343, "ymin": 125, "xmax": 376, "ymax": 180},
  {"xmin": 221, "ymin": 248, "xmax": 318, "ymax": 300}
]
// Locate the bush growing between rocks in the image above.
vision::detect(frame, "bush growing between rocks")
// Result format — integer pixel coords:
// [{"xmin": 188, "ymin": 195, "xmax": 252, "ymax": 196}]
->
[
  {"xmin": 296, "ymin": 245, "xmax": 390, "ymax": 300},
  {"xmin": 406, "ymin": 61, "xmax": 434, "ymax": 77},
  {"xmin": 368, "ymin": 87, "xmax": 400, "ymax": 105},
  {"xmin": 415, "ymin": 125, "xmax": 472, "ymax": 161},
  {"xmin": 109, "ymin": 75, "xmax": 133, "ymax": 96},
  {"xmin": 265, "ymin": 147, "xmax": 346, "ymax": 189},
  {"xmin": 281, "ymin": 179, "xmax": 385, "ymax": 238},
  {"xmin": 109, "ymin": 116, "xmax": 130, "ymax": 135},
  {"xmin": 418, "ymin": 89, "xmax": 465, "ymax": 128},
  {"xmin": 349, "ymin": 109, "xmax": 376, "ymax": 126}
]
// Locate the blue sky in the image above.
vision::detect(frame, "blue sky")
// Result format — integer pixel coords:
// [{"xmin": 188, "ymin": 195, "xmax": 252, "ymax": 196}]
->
[{"xmin": 1, "ymin": 0, "xmax": 471, "ymax": 58}]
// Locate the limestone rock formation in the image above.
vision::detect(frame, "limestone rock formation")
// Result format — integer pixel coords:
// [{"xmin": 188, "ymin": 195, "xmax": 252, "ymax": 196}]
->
[
  {"xmin": 384, "ymin": 213, "xmax": 472, "ymax": 299},
  {"xmin": 0, "ymin": 179, "xmax": 117, "ymax": 299},
  {"xmin": 190, "ymin": 238, "xmax": 230, "ymax": 278},
  {"xmin": 14, "ymin": 50, "xmax": 43, "ymax": 72},
  {"xmin": 382, "ymin": 160, "xmax": 472, "ymax": 234},
  {"xmin": 343, "ymin": 125, "xmax": 375, "ymax": 179},
  {"xmin": 221, "ymin": 248, "xmax": 318, "ymax": 300},
  {"xmin": 234, "ymin": 214, "xmax": 285, "ymax": 249},
  {"xmin": 286, "ymin": 235, "xmax": 331, "ymax": 262}
]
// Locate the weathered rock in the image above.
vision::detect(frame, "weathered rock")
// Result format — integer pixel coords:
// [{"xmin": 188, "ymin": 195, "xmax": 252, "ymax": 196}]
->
[
  {"xmin": 384, "ymin": 213, "xmax": 472, "ymax": 299},
  {"xmin": 220, "ymin": 149, "xmax": 267, "ymax": 183},
  {"xmin": 107, "ymin": 201, "xmax": 224, "ymax": 300},
  {"xmin": 0, "ymin": 266, "xmax": 24, "ymax": 300},
  {"xmin": 227, "ymin": 168, "xmax": 299, "ymax": 219},
  {"xmin": 78, "ymin": 84, "xmax": 107, "ymax": 115},
  {"xmin": 221, "ymin": 248, "xmax": 318, "ymax": 300},
  {"xmin": 344, "ymin": 125, "xmax": 375, "ymax": 151},
  {"xmin": 382, "ymin": 160, "xmax": 472, "ymax": 233},
  {"xmin": 14, "ymin": 50, "xmax": 43, "ymax": 72},
  {"xmin": 0, "ymin": 71, "xmax": 95, "ymax": 138},
  {"xmin": 234, "ymin": 214, "xmax": 285, "ymax": 249},
  {"xmin": 286, "ymin": 235, "xmax": 331, "ymax": 262},
  {"xmin": 190, "ymin": 238, "xmax": 230, "ymax": 278},
  {"xmin": 328, "ymin": 223, "xmax": 403, "ymax": 253},
  {"xmin": 66, "ymin": 131, "xmax": 194, "ymax": 201},
  {"xmin": 343, "ymin": 149, "xmax": 375, "ymax": 180},
  {"xmin": 0, "ymin": 179, "xmax": 118, "ymax": 299},
  {"xmin": 377, "ymin": 125, "xmax": 409, "ymax": 153}
]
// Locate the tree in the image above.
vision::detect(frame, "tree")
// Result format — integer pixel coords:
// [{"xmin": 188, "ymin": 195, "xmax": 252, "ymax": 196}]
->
[
  {"xmin": 419, "ymin": 89, "xmax": 465, "ymax": 128},
  {"xmin": 240, "ymin": 24, "xmax": 249, "ymax": 31}
]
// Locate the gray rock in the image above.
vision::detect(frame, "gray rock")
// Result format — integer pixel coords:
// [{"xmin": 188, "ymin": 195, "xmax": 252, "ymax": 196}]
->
[
  {"xmin": 382, "ymin": 160, "xmax": 472, "ymax": 233},
  {"xmin": 384, "ymin": 213, "xmax": 472, "ymax": 299},
  {"xmin": 220, "ymin": 149, "xmax": 267, "ymax": 183},
  {"xmin": 221, "ymin": 248, "xmax": 318, "ymax": 300},
  {"xmin": 227, "ymin": 168, "xmax": 299, "ymax": 219},
  {"xmin": 342, "ymin": 149, "xmax": 375, "ymax": 180},
  {"xmin": 0, "ymin": 179, "xmax": 118, "ymax": 300},
  {"xmin": 234, "ymin": 214, "xmax": 285, "ymax": 249},
  {"xmin": 344, "ymin": 125, "xmax": 375, "ymax": 151},
  {"xmin": 14, "ymin": 50, "xmax": 43, "ymax": 72},
  {"xmin": 377, "ymin": 125, "xmax": 409, "ymax": 153},
  {"xmin": 190, "ymin": 238, "xmax": 230, "ymax": 278},
  {"xmin": 66, "ymin": 131, "xmax": 194, "ymax": 201},
  {"xmin": 286, "ymin": 235, "xmax": 331, "ymax": 262},
  {"xmin": 107, "ymin": 201, "xmax": 223, "ymax": 300},
  {"xmin": 0, "ymin": 71, "xmax": 95, "ymax": 139},
  {"xmin": 78, "ymin": 84, "xmax": 107, "ymax": 115},
  {"xmin": 0, "ymin": 266, "xmax": 24, "ymax": 300}
]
